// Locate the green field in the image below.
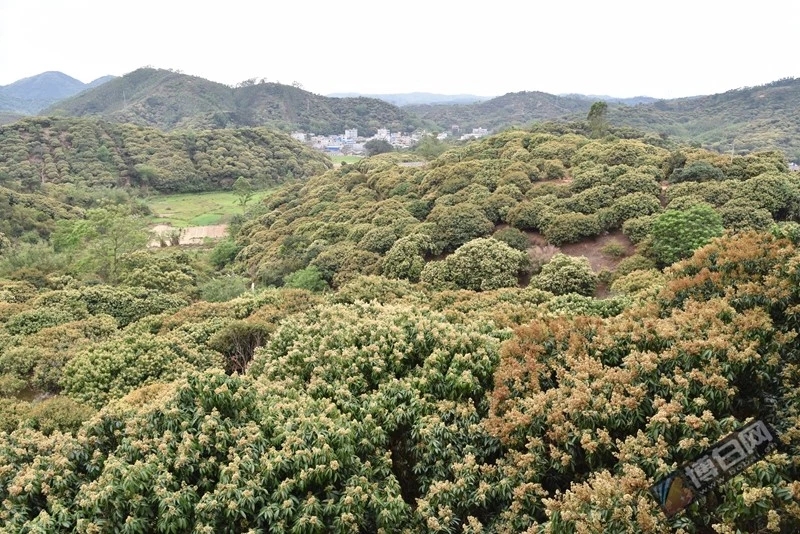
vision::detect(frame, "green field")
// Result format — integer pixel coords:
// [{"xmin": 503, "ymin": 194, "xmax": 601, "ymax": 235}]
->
[
  {"xmin": 146, "ymin": 190, "xmax": 271, "ymax": 227},
  {"xmin": 329, "ymin": 154, "xmax": 364, "ymax": 165}
]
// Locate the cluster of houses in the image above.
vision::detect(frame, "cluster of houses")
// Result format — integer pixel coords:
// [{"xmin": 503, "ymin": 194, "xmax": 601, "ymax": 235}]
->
[{"xmin": 291, "ymin": 125, "xmax": 490, "ymax": 155}]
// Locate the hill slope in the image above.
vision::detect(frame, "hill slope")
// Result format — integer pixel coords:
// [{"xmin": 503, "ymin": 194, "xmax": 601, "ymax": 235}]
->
[
  {"xmin": 609, "ymin": 77, "xmax": 800, "ymax": 160},
  {"xmin": 0, "ymin": 71, "xmax": 115, "ymax": 114},
  {"xmin": 406, "ymin": 91, "xmax": 592, "ymax": 131},
  {"xmin": 45, "ymin": 68, "xmax": 421, "ymax": 135},
  {"xmin": 0, "ymin": 117, "xmax": 332, "ymax": 196}
]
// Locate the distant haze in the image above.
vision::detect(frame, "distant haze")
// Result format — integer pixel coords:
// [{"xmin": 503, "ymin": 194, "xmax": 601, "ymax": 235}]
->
[{"xmin": 1, "ymin": 0, "xmax": 798, "ymax": 98}]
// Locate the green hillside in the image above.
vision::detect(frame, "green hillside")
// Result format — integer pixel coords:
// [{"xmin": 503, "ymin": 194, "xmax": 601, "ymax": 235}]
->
[
  {"xmin": 609, "ymin": 77, "xmax": 800, "ymax": 161},
  {"xmin": 1, "ymin": 126, "xmax": 799, "ymax": 532},
  {"xmin": 45, "ymin": 68, "xmax": 421, "ymax": 135},
  {"xmin": 0, "ymin": 116, "xmax": 331, "ymax": 193},
  {"xmin": 0, "ymin": 71, "xmax": 115, "ymax": 115},
  {"xmin": 406, "ymin": 90, "xmax": 591, "ymax": 131}
]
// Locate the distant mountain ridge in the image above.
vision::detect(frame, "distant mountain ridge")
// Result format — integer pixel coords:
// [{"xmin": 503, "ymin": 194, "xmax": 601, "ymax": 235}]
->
[
  {"xmin": 406, "ymin": 91, "xmax": 591, "ymax": 130},
  {"xmin": 327, "ymin": 92, "xmax": 492, "ymax": 106},
  {"xmin": 560, "ymin": 93, "xmax": 660, "ymax": 106},
  {"xmin": 0, "ymin": 71, "xmax": 115, "ymax": 114},
  {"xmin": 45, "ymin": 68, "xmax": 421, "ymax": 135}
]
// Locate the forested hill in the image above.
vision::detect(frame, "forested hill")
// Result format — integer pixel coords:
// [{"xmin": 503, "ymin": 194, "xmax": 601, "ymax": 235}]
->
[
  {"xmin": 406, "ymin": 91, "xmax": 592, "ymax": 131},
  {"xmin": 0, "ymin": 117, "xmax": 332, "ymax": 195},
  {"xmin": 410, "ymin": 78, "xmax": 800, "ymax": 161},
  {"xmin": 608, "ymin": 77, "xmax": 800, "ymax": 161},
  {"xmin": 0, "ymin": 71, "xmax": 115, "ymax": 115},
  {"xmin": 44, "ymin": 68, "xmax": 421, "ymax": 135}
]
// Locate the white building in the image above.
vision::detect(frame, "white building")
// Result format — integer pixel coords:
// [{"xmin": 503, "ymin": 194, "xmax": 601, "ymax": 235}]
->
[
  {"xmin": 291, "ymin": 132, "xmax": 306, "ymax": 142},
  {"xmin": 344, "ymin": 128, "xmax": 358, "ymax": 141}
]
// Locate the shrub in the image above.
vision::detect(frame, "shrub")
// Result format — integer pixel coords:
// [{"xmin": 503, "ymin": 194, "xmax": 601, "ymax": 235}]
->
[
  {"xmin": 600, "ymin": 241, "xmax": 626, "ymax": 258},
  {"xmin": 357, "ymin": 227, "xmax": 398, "ymax": 253},
  {"xmin": 382, "ymin": 233, "xmax": 436, "ymax": 282},
  {"xmin": 199, "ymin": 276, "xmax": 250, "ymax": 302},
  {"xmin": 542, "ymin": 213, "xmax": 602, "ymax": 246},
  {"xmin": 426, "ymin": 202, "xmax": 494, "ymax": 252},
  {"xmin": 607, "ymin": 192, "xmax": 661, "ymax": 229},
  {"xmin": 622, "ymin": 215, "xmax": 657, "ymax": 244},
  {"xmin": 668, "ymin": 160, "xmax": 725, "ymax": 183},
  {"xmin": 209, "ymin": 238, "xmax": 242, "ymax": 269},
  {"xmin": 718, "ymin": 199, "xmax": 774, "ymax": 232},
  {"xmin": 492, "ymin": 227, "xmax": 530, "ymax": 251},
  {"xmin": 650, "ymin": 204, "xmax": 724, "ymax": 266},
  {"xmin": 531, "ymin": 253, "xmax": 597, "ymax": 296},
  {"xmin": 207, "ymin": 321, "xmax": 271, "ymax": 374},
  {"xmin": 24, "ymin": 396, "xmax": 95, "ymax": 435},
  {"xmin": 614, "ymin": 254, "xmax": 657, "ymax": 277},
  {"xmin": 429, "ymin": 238, "xmax": 528, "ymax": 291},
  {"xmin": 283, "ymin": 265, "xmax": 329, "ymax": 292}
]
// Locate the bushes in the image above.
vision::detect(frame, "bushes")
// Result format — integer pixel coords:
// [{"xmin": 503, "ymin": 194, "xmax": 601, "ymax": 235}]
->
[
  {"xmin": 530, "ymin": 253, "xmax": 597, "ymax": 296},
  {"xmin": 420, "ymin": 238, "xmax": 528, "ymax": 291},
  {"xmin": 62, "ymin": 333, "xmax": 224, "ymax": 408},
  {"xmin": 650, "ymin": 203, "xmax": 724, "ymax": 266},
  {"xmin": 719, "ymin": 199, "xmax": 774, "ymax": 232},
  {"xmin": 492, "ymin": 227, "xmax": 529, "ymax": 251},
  {"xmin": 542, "ymin": 213, "xmax": 602, "ymax": 246},
  {"xmin": 383, "ymin": 233, "xmax": 436, "ymax": 282},
  {"xmin": 668, "ymin": 160, "xmax": 725, "ymax": 183},
  {"xmin": 283, "ymin": 265, "xmax": 329, "ymax": 292},
  {"xmin": 426, "ymin": 203, "xmax": 494, "ymax": 252}
]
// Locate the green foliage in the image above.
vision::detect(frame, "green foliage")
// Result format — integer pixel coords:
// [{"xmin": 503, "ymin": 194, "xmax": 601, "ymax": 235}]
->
[
  {"xmin": 52, "ymin": 205, "xmax": 149, "ymax": 283},
  {"xmin": 530, "ymin": 253, "xmax": 598, "ymax": 296},
  {"xmin": 668, "ymin": 160, "xmax": 725, "ymax": 183},
  {"xmin": 199, "ymin": 275, "xmax": 250, "ymax": 302},
  {"xmin": 587, "ymin": 101, "xmax": 609, "ymax": 138},
  {"xmin": 209, "ymin": 238, "xmax": 243, "ymax": 270},
  {"xmin": 622, "ymin": 214, "xmax": 657, "ymax": 244},
  {"xmin": 382, "ymin": 233, "xmax": 435, "ymax": 282},
  {"xmin": 650, "ymin": 204, "xmax": 724, "ymax": 266},
  {"xmin": 207, "ymin": 320, "xmax": 270, "ymax": 374},
  {"xmin": 427, "ymin": 202, "xmax": 494, "ymax": 252},
  {"xmin": 542, "ymin": 212, "xmax": 602, "ymax": 246},
  {"xmin": 610, "ymin": 268, "xmax": 666, "ymax": 298},
  {"xmin": 600, "ymin": 240, "xmax": 626, "ymax": 258},
  {"xmin": 614, "ymin": 253, "xmax": 657, "ymax": 277},
  {"xmin": 62, "ymin": 333, "xmax": 224, "ymax": 407},
  {"xmin": 492, "ymin": 227, "xmax": 530, "ymax": 251},
  {"xmin": 364, "ymin": 139, "xmax": 394, "ymax": 156},
  {"xmin": 718, "ymin": 198, "xmax": 775, "ymax": 232},
  {"xmin": 420, "ymin": 238, "xmax": 528, "ymax": 291},
  {"xmin": 232, "ymin": 176, "xmax": 254, "ymax": 210},
  {"xmin": 283, "ymin": 265, "xmax": 329, "ymax": 292},
  {"xmin": 23, "ymin": 396, "xmax": 95, "ymax": 434}
]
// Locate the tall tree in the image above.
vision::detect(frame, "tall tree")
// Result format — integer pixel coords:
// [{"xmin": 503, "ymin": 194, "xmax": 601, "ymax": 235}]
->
[
  {"xmin": 233, "ymin": 176, "xmax": 254, "ymax": 211},
  {"xmin": 52, "ymin": 205, "xmax": 148, "ymax": 282},
  {"xmin": 587, "ymin": 101, "xmax": 609, "ymax": 138}
]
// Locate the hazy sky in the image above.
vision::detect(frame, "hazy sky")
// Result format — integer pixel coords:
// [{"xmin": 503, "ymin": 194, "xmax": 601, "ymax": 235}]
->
[{"xmin": 1, "ymin": 0, "xmax": 797, "ymax": 98}]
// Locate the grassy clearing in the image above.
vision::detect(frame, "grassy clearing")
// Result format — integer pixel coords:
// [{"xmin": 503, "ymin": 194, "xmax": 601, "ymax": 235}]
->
[{"xmin": 146, "ymin": 190, "xmax": 271, "ymax": 227}]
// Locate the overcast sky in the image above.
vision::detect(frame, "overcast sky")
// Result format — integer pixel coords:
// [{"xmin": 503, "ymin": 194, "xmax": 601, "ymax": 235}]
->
[{"xmin": 1, "ymin": 0, "xmax": 797, "ymax": 99}]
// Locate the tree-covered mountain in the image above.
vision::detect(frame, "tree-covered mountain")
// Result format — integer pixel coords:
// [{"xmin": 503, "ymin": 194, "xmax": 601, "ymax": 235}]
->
[
  {"xmin": 411, "ymin": 78, "xmax": 800, "ymax": 161},
  {"xmin": 561, "ymin": 93, "xmax": 660, "ymax": 106},
  {"xmin": 0, "ymin": 71, "xmax": 115, "ymax": 115},
  {"xmin": 0, "ymin": 116, "xmax": 331, "ymax": 195},
  {"xmin": 0, "ymin": 116, "xmax": 332, "ymax": 241},
  {"xmin": 608, "ymin": 77, "xmax": 800, "ymax": 161},
  {"xmin": 406, "ymin": 91, "xmax": 592, "ymax": 131},
  {"xmin": 44, "ymin": 68, "xmax": 421, "ymax": 135},
  {"xmin": 327, "ymin": 92, "xmax": 492, "ymax": 106}
]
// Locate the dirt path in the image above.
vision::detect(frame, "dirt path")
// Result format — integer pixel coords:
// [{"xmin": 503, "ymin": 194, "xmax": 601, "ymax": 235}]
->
[{"xmin": 150, "ymin": 224, "xmax": 228, "ymax": 247}]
